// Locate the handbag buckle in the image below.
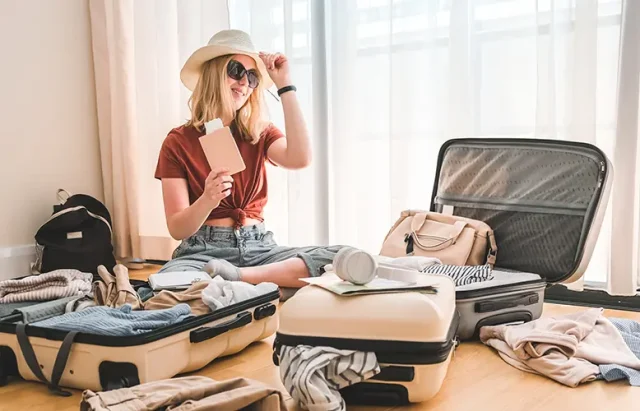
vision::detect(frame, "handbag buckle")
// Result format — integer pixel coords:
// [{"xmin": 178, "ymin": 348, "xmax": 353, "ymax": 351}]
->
[{"xmin": 404, "ymin": 233, "xmax": 414, "ymax": 255}]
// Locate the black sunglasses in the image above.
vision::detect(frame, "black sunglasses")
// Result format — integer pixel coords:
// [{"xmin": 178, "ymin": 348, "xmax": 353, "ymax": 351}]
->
[{"xmin": 226, "ymin": 59, "xmax": 260, "ymax": 89}]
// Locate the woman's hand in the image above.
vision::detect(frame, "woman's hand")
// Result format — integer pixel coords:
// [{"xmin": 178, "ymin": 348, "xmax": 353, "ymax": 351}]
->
[
  {"xmin": 259, "ymin": 52, "xmax": 291, "ymax": 89},
  {"xmin": 201, "ymin": 167, "xmax": 232, "ymax": 209}
]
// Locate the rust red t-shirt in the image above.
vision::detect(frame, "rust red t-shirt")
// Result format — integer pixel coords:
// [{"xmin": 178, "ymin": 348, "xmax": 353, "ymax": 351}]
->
[{"xmin": 154, "ymin": 122, "xmax": 284, "ymax": 227}]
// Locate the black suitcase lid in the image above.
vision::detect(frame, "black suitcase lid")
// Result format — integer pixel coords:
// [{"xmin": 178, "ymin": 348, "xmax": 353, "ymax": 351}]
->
[{"xmin": 429, "ymin": 138, "xmax": 613, "ymax": 284}]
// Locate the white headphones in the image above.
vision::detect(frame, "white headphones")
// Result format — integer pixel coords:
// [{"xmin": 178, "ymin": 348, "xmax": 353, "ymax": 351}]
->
[{"xmin": 332, "ymin": 247, "xmax": 418, "ymax": 285}]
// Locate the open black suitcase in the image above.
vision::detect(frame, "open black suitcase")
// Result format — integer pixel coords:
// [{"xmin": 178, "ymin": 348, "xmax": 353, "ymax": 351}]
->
[
  {"xmin": 0, "ymin": 286, "xmax": 280, "ymax": 394},
  {"xmin": 428, "ymin": 138, "xmax": 613, "ymax": 340}
]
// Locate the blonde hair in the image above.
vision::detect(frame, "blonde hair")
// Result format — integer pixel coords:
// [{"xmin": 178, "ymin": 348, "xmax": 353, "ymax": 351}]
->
[{"xmin": 186, "ymin": 54, "xmax": 266, "ymax": 144}]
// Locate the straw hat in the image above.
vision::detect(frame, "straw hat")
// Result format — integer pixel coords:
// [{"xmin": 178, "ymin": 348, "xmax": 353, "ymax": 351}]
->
[{"xmin": 180, "ymin": 29, "xmax": 272, "ymax": 91}]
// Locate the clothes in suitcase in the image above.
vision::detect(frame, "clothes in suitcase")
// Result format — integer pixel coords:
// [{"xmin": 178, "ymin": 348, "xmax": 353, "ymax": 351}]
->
[
  {"xmin": 272, "ymin": 273, "xmax": 458, "ymax": 408},
  {"xmin": 0, "ymin": 282, "xmax": 280, "ymax": 394},
  {"xmin": 420, "ymin": 138, "xmax": 613, "ymax": 340}
]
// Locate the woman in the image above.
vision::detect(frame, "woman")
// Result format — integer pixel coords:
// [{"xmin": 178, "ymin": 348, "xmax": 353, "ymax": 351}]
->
[{"xmin": 154, "ymin": 29, "xmax": 343, "ymax": 289}]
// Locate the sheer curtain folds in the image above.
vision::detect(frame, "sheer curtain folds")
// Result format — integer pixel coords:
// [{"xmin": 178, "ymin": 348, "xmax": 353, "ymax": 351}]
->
[
  {"xmin": 230, "ymin": 0, "xmax": 639, "ymax": 295},
  {"xmin": 88, "ymin": 0, "xmax": 639, "ymax": 295},
  {"xmin": 89, "ymin": 0, "xmax": 230, "ymax": 261}
]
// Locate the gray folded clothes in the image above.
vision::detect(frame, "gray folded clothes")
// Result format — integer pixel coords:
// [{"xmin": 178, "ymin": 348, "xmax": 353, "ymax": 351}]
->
[
  {"xmin": 0, "ymin": 270, "xmax": 93, "ymax": 303},
  {"xmin": 0, "ymin": 301, "xmax": 36, "ymax": 318},
  {"xmin": 11, "ymin": 296, "xmax": 80, "ymax": 324},
  {"xmin": 31, "ymin": 303, "xmax": 192, "ymax": 336}
]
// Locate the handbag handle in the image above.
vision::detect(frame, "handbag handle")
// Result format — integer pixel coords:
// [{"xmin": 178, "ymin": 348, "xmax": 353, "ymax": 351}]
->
[
  {"xmin": 56, "ymin": 189, "xmax": 71, "ymax": 205},
  {"xmin": 409, "ymin": 213, "xmax": 468, "ymax": 251}
]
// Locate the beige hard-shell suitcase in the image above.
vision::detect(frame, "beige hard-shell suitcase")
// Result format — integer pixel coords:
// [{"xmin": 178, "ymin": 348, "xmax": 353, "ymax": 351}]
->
[
  {"xmin": 0, "ymin": 287, "xmax": 280, "ymax": 395},
  {"xmin": 426, "ymin": 138, "xmax": 613, "ymax": 340},
  {"xmin": 273, "ymin": 273, "xmax": 458, "ymax": 406}
]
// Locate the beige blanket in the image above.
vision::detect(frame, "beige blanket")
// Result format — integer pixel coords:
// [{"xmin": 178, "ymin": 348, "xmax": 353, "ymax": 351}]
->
[
  {"xmin": 480, "ymin": 307, "xmax": 640, "ymax": 387},
  {"xmin": 0, "ymin": 270, "xmax": 92, "ymax": 303}
]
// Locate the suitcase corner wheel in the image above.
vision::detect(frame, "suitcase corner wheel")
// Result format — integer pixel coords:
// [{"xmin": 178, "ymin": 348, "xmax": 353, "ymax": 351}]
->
[
  {"xmin": 341, "ymin": 382, "xmax": 411, "ymax": 406},
  {"xmin": 0, "ymin": 346, "xmax": 19, "ymax": 387},
  {"xmin": 99, "ymin": 361, "xmax": 140, "ymax": 391}
]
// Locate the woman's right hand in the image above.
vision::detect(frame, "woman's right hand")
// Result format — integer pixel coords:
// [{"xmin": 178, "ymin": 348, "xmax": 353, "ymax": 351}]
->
[{"xmin": 201, "ymin": 167, "xmax": 233, "ymax": 208}]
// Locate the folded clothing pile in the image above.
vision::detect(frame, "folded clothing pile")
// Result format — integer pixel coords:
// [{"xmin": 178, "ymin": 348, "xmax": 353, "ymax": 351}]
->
[
  {"xmin": 277, "ymin": 344, "xmax": 380, "ymax": 411},
  {"xmin": 80, "ymin": 375, "xmax": 287, "ymax": 411},
  {"xmin": 2, "ymin": 261, "xmax": 278, "ymax": 336},
  {"xmin": 479, "ymin": 307, "xmax": 640, "ymax": 387},
  {"xmin": 143, "ymin": 281, "xmax": 212, "ymax": 316},
  {"xmin": 31, "ymin": 303, "xmax": 192, "ymax": 336},
  {"xmin": 0, "ymin": 270, "xmax": 93, "ymax": 303}
]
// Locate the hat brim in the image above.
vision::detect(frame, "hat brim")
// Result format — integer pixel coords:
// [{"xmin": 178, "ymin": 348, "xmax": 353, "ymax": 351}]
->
[{"xmin": 180, "ymin": 44, "xmax": 273, "ymax": 91}]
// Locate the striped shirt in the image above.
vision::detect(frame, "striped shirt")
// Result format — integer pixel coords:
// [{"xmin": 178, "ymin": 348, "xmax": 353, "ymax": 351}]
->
[
  {"xmin": 278, "ymin": 344, "xmax": 380, "ymax": 411},
  {"xmin": 422, "ymin": 264, "xmax": 494, "ymax": 286}
]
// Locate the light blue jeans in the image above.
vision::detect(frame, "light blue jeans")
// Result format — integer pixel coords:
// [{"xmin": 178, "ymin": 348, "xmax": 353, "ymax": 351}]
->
[{"xmin": 158, "ymin": 223, "xmax": 345, "ymax": 279}]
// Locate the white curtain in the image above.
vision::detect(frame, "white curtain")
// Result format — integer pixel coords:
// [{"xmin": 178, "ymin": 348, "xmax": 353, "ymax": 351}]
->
[
  {"xmin": 230, "ymin": 0, "xmax": 640, "ymax": 295},
  {"xmin": 89, "ymin": 0, "xmax": 230, "ymax": 261},
  {"xmin": 228, "ymin": 0, "xmax": 326, "ymax": 248}
]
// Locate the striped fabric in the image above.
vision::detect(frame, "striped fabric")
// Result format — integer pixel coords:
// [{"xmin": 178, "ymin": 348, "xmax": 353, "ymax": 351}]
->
[
  {"xmin": 598, "ymin": 318, "xmax": 640, "ymax": 386},
  {"xmin": 0, "ymin": 270, "xmax": 93, "ymax": 303},
  {"xmin": 421, "ymin": 264, "xmax": 494, "ymax": 286},
  {"xmin": 32, "ymin": 303, "xmax": 192, "ymax": 336},
  {"xmin": 278, "ymin": 344, "xmax": 380, "ymax": 411}
]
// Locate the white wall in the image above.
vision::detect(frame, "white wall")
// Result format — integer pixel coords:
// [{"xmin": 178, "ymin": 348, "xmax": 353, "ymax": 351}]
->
[{"xmin": 0, "ymin": 0, "xmax": 103, "ymax": 276}]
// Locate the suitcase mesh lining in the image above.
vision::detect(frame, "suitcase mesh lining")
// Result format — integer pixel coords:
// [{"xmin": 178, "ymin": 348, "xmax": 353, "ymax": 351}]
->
[
  {"xmin": 451, "ymin": 207, "xmax": 582, "ymax": 278},
  {"xmin": 438, "ymin": 146, "xmax": 601, "ymax": 206},
  {"xmin": 435, "ymin": 144, "xmax": 603, "ymax": 279}
]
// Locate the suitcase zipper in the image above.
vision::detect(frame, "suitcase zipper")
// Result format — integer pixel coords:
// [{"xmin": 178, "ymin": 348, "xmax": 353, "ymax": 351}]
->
[
  {"xmin": 438, "ymin": 139, "xmax": 607, "ymax": 165},
  {"xmin": 434, "ymin": 195, "xmax": 588, "ymax": 215},
  {"xmin": 429, "ymin": 138, "xmax": 609, "ymax": 215},
  {"xmin": 597, "ymin": 161, "xmax": 605, "ymax": 188},
  {"xmin": 273, "ymin": 312, "xmax": 461, "ymax": 366}
]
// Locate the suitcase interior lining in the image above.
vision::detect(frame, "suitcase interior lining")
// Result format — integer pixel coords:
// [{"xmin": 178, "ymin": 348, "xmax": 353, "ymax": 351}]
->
[{"xmin": 431, "ymin": 139, "xmax": 608, "ymax": 284}]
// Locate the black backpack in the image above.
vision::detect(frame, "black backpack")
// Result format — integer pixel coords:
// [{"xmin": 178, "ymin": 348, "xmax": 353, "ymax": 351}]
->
[{"xmin": 34, "ymin": 190, "xmax": 116, "ymax": 278}]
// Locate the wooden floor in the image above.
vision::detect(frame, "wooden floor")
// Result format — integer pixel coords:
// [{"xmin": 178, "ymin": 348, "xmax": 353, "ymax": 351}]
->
[{"xmin": 1, "ymin": 264, "xmax": 639, "ymax": 411}]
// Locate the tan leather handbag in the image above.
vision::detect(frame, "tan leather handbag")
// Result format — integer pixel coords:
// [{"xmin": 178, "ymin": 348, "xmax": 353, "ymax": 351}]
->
[{"xmin": 380, "ymin": 210, "xmax": 497, "ymax": 267}]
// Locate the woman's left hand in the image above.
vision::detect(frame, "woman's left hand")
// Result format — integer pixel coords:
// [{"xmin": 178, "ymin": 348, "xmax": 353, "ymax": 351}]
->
[{"xmin": 259, "ymin": 52, "xmax": 291, "ymax": 89}]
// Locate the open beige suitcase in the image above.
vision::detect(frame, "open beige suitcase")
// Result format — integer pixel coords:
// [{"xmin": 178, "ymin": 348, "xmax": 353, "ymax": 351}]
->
[
  {"xmin": 272, "ymin": 273, "xmax": 458, "ymax": 406},
  {"xmin": 419, "ymin": 138, "xmax": 613, "ymax": 340},
  {"xmin": 0, "ymin": 287, "xmax": 280, "ymax": 395}
]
